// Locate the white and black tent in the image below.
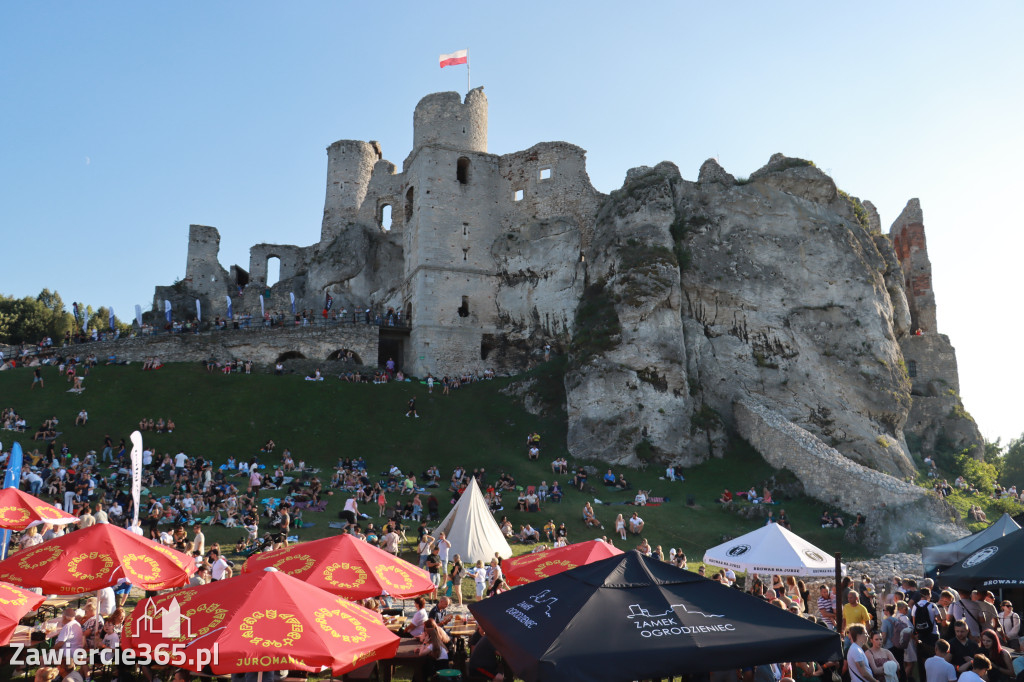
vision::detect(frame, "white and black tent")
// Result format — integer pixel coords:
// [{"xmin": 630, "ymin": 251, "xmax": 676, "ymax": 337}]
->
[
  {"xmin": 703, "ymin": 522, "xmax": 845, "ymax": 577},
  {"xmin": 433, "ymin": 477, "xmax": 512, "ymax": 565}
]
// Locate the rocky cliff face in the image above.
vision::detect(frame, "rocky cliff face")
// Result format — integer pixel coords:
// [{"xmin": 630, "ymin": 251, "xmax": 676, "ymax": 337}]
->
[{"xmin": 566, "ymin": 155, "xmax": 917, "ymax": 477}]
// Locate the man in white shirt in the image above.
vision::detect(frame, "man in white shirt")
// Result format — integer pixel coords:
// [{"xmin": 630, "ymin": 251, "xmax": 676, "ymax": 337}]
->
[
  {"xmin": 431, "ymin": 531, "xmax": 451, "ymax": 573},
  {"xmin": 52, "ymin": 607, "xmax": 85, "ymax": 656},
  {"xmin": 926, "ymin": 640, "xmax": 958, "ymax": 682},
  {"xmin": 847, "ymin": 624, "xmax": 874, "ymax": 682},
  {"xmin": 211, "ymin": 552, "xmax": 232, "ymax": 581},
  {"xmin": 93, "ymin": 503, "xmax": 108, "ymax": 524},
  {"xmin": 174, "ymin": 451, "xmax": 189, "ymax": 476}
]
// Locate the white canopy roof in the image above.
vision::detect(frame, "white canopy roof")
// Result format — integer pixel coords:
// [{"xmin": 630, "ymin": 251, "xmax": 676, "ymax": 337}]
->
[
  {"xmin": 434, "ymin": 477, "xmax": 512, "ymax": 565},
  {"xmin": 703, "ymin": 523, "xmax": 846, "ymax": 577}
]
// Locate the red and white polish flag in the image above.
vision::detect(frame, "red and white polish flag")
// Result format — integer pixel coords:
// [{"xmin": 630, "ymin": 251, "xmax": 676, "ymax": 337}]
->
[{"xmin": 439, "ymin": 49, "xmax": 468, "ymax": 68}]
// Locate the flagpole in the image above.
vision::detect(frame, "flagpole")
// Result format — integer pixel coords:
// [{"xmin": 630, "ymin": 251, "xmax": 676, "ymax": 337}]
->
[{"xmin": 467, "ymin": 50, "xmax": 471, "ymax": 93}]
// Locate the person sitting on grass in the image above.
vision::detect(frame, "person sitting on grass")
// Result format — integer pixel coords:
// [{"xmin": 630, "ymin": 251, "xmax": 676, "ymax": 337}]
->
[
  {"xmin": 519, "ymin": 524, "xmax": 540, "ymax": 543},
  {"xmin": 572, "ymin": 468, "xmax": 588, "ymax": 491},
  {"xmin": 550, "ymin": 481, "xmax": 563, "ymax": 502},
  {"xmin": 603, "ymin": 469, "xmax": 616, "ymax": 486},
  {"xmin": 717, "ymin": 489, "xmax": 733, "ymax": 504}
]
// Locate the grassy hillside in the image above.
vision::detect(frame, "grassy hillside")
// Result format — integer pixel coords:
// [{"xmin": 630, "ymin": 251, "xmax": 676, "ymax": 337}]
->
[{"xmin": 0, "ymin": 358, "xmax": 868, "ymax": 562}]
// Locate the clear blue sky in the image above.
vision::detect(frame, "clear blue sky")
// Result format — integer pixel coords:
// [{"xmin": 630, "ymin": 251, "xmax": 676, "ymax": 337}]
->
[{"xmin": 2, "ymin": 2, "xmax": 1022, "ymax": 445}]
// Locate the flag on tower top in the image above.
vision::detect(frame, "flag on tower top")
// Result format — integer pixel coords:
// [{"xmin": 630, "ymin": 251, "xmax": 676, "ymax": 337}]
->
[{"xmin": 439, "ymin": 49, "xmax": 468, "ymax": 68}]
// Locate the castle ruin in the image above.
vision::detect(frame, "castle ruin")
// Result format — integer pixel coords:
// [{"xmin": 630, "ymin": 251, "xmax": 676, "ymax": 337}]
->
[{"xmin": 157, "ymin": 88, "xmax": 600, "ymax": 376}]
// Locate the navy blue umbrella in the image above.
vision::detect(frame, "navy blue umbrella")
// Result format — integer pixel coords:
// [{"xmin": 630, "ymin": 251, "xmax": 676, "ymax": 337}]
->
[{"xmin": 469, "ymin": 550, "xmax": 840, "ymax": 682}]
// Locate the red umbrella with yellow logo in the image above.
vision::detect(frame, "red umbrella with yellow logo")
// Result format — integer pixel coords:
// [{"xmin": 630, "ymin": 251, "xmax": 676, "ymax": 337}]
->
[
  {"xmin": 121, "ymin": 568, "xmax": 400, "ymax": 676},
  {"xmin": 503, "ymin": 539, "xmax": 623, "ymax": 586},
  {"xmin": 0, "ymin": 523, "xmax": 195, "ymax": 594},
  {"xmin": 0, "ymin": 580, "xmax": 45, "ymax": 645},
  {"xmin": 241, "ymin": 533, "xmax": 434, "ymax": 599},
  {"xmin": 0, "ymin": 488, "xmax": 79, "ymax": 531}
]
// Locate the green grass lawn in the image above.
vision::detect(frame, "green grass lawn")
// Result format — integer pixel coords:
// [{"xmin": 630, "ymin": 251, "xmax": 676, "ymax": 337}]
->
[{"xmin": 0, "ymin": 358, "xmax": 868, "ymax": 564}]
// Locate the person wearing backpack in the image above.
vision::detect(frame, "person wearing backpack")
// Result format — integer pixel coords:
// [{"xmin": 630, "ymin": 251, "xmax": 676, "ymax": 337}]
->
[
  {"xmin": 913, "ymin": 587, "xmax": 942, "ymax": 681},
  {"xmin": 889, "ymin": 601, "xmax": 915, "ymax": 682}
]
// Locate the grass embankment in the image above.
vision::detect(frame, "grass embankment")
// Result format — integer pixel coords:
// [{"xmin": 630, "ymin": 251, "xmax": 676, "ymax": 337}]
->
[{"xmin": 0, "ymin": 359, "xmax": 868, "ymax": 563}]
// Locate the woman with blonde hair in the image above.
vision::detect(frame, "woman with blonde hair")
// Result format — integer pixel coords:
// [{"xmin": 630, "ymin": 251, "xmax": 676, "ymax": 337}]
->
[
  {"xmin": 785, "ymin": 575, "xmax": 802, "ymax": 608},
  {"xmin": 614, "ymin": 513, "xmax": 626, "ymax": 541}
]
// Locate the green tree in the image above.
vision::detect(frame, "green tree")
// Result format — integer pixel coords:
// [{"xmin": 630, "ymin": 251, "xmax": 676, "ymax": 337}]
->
[{"xmin": 1001, "ymin": 435, "xmax": 1024, "ymax": 491}]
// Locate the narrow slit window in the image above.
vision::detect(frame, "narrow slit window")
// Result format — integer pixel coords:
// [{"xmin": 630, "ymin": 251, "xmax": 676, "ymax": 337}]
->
[
  {"xmin": 457, "ymin": 157, "xmax": 470, "ymax": 185},
  {"xmin": 380, "ymin": 204, "xmax": 393, "ymax": 231}
]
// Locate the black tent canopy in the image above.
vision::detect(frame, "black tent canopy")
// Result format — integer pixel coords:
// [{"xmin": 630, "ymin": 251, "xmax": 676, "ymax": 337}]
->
[
  {"xmin": 468, "ymin": 550, "xmax": 840, "ymax": 682},
  {"xmin": 934, "ymin": 528, "xmax": 1024, "ymax": 589},
  {"xmin": 923, "ymin": 513, "xmax": 1020, "ymax": 578}
]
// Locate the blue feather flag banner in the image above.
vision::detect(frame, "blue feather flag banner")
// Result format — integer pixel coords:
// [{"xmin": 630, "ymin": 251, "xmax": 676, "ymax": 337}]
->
[
  {"xmin": 0, "ymin": 443, "xmax": 24, "ymax": 560},
  {"xmin": 226, "ymin": 295, "xmax": 233, "ymax": 320},
  {"xmin": 164, "ymin": 300, "xmax": 172, "ymax": 323}
]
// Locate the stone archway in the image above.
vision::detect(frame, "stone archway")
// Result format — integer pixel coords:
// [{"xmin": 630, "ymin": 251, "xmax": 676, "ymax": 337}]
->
[
  {"xmin": 326, "ymin": 348, "xmax": 362, "ymax": 364},
  {"xmin": 275, "ymin": 350, "xmax": 307, "ymax": 363}
]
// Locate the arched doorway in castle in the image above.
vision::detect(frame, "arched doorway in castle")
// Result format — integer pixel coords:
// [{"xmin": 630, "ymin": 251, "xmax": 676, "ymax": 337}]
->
[
  {"xmin": 326, "ymin": 348, "xmax": 362, "ymax": 364},
  {"xmin": 275, "ymin": 350, "xmax": 306, "ymax": 363}
]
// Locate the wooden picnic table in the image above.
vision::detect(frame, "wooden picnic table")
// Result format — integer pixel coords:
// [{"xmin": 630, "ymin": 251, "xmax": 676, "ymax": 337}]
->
[{"xmin": 380, "ymin": 640, "xmax": 431, "ymax": 682}]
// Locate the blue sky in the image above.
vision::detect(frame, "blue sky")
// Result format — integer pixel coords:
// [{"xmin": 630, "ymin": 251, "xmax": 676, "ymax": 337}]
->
[{"xmin": 2, "ymin": 2, "xmax": 1022, "ymax": 445}]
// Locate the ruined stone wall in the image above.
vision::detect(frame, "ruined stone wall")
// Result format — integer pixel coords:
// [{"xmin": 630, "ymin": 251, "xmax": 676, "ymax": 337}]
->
[
  {"xmin": 498, "ymin": 142, "xmax": 602, "ymax": 249},
  {"xmin": 358, "ymin": 159, "xmax": 404, "ymax": 231},
  {"xmin": 74, "ymin": 325, "xmax": 379, "ymax": 367},
  {"xmin": 734, "ymin": 398, "xmax": 962, "ymax": 550}
]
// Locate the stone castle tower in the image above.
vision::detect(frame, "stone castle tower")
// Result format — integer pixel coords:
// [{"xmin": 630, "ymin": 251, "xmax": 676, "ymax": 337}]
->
[{"xmin": 155, "ymin": 88, "xmax": 601, "ymax": 375}]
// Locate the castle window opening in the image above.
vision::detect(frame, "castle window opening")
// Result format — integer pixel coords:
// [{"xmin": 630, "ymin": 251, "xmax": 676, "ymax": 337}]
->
[
  {"xmin": 539, "ymin": 167, "xmax": 552, "ymax": 181},
  {"xmin": 457, "ymin": 157, "xmax": 470, "ymax": 185},
  {"xmin": 514, "ymin": 189, "xmax": 524, "ymax": 202},
  {"xmin": 907, "ymin": 360, "xmax": 917, "ymax": 378},
  {"xmin": 458, "ymin": 296, "xmax": 470, "ymax": 318},
  {"xmin": 405, "ymin": 187, "xmax": 414, "ymax": 221},
  {"xmin": 380, "ymin": 204, "xmax": 393, "ymax": 231},
  {"xmin": 266, "ymin": 256, "xmax": 281, "ymax": 287}
]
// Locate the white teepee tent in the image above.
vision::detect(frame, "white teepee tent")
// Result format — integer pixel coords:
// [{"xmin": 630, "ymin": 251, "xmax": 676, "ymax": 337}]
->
[{"xmin": 434, "ymin": 478, "xmax": 513, "ymax": 565}]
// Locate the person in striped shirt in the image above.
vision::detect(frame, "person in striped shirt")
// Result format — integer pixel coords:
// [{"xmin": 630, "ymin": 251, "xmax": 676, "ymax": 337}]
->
[{"xmin": 818, "ymin": 583, "xmax": 837, "ymax": 629}]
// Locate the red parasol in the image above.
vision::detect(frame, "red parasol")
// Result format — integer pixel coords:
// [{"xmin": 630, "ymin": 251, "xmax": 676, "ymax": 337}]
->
[
  {"xmin": 241, "ymin": 533, "xmax": 434, "ymax": 599},
  {"xmin": 0, "ymin": 488, "xmax": 79, "ymax": 531},
  {"xmin": 0, "ymin": 523, "xmax": 195, "ymax": 594},
  {"xmin": 0, "ymin": 581, "xmax": 44, "ymax": 645},
  {"xmin": 502, "ymin": 539, "xmax": 624, "ymax": 586},
  {"xmin": 122, "ymin": 569, "xmax": 400, "ymax": 676}
]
